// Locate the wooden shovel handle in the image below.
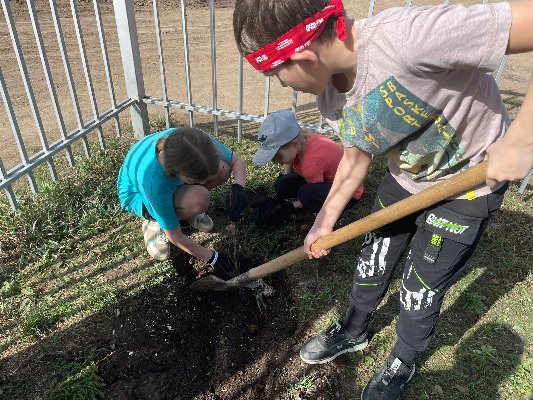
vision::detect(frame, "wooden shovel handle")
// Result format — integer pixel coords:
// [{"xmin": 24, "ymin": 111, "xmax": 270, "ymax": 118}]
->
[{"xmin": 236, "ymin": 162, "xmax": 488, "ymax": 283}]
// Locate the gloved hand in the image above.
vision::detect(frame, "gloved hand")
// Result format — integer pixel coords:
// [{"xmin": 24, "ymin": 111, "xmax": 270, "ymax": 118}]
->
[
  {"xmin": 225, "ymin": 183, "xmax": 249, "ymax": 222},
  {"xmin": 208, "ymin": 250, "xmax": 237, "ymax": 280}
]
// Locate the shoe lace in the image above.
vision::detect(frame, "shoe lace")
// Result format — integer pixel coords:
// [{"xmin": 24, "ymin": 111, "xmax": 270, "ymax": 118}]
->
[
  {"xmin": 381, "ymin": 358, "xmax": 402, "ymax": 386},
  {"xmin": 155, "ymin": 231, "xmax": 168, "ymax": 243},
  {"xmin": 324, "ymin": 322, "xmax": 342, "ymax": 341},
  {"xmin": 191, "ymin": 213, "xmax": 207, "ymax": 227}
]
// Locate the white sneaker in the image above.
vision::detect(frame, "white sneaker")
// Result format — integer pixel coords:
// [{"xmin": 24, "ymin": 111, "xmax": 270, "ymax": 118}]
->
[
  {"xmin": 146, "ymin": 234, "xmax": 170, "ymax": 261},
  {"xmin": 190, "ymin": 213, "xmax": 214, "ymax": 232},
  {"xmin": 142, "ymin": 219, "xmax": 162, "ymax": 243},
  {"xmin": 142, "ymin": 220, "xmax": 169, "ymax": 261}
]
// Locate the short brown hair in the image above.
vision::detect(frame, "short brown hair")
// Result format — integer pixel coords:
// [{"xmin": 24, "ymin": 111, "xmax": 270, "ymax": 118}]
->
[
  {"xmin": 233, "ymin": 0, "xmax": 337, "ymax": 55},
  {"xmin": 157, "ymin": 127, "xmax": 220, "ymax": 181}
]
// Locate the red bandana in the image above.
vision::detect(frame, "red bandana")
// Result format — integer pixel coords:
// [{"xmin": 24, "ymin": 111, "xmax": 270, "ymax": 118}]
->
[{"xmin": 245, "ymin": 0, "xmax": 347, "ymax": 72}]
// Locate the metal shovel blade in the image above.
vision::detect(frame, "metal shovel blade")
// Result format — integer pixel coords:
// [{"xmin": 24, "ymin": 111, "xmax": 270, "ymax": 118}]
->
[
  {"xmin": 190, "ymin": 271, "xmax": 264, "ymax": 292},
  {"xmin": 189, "ymin": 275, "xmax": 239, "ymax": 291}
]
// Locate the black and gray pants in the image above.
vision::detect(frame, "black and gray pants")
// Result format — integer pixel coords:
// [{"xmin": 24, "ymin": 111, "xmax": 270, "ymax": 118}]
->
[
  {"xmin": 342, "ymin": 171, "xmax": 506, "ymax": 366},
  {"xmin": 275, "ymin": 172, "xmax": 357, "ymax": 214}
]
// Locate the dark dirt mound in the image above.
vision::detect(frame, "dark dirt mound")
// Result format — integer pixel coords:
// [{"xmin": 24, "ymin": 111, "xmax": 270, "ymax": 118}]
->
[
  {"xmin": 97, "ymin": 190, "xmax": 339, "ymax": 400},
  {"xmin": 101, "ymin": 263, "xmax": 301, "ymax": 400},
  {"xmin": 100, "ymin": 198, "xmax": 332, "ymax": 400}
]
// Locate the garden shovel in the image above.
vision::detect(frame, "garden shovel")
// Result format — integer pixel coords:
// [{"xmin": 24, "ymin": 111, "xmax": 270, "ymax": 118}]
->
[{"xmin": 190, "ymin": 161, "xmax": 488, "ymax": 292}]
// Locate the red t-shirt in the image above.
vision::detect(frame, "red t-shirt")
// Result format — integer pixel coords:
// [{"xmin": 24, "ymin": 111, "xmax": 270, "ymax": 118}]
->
[{"xmin": 293, "ymin": 133, "xmax": 364, "ymax": 200}]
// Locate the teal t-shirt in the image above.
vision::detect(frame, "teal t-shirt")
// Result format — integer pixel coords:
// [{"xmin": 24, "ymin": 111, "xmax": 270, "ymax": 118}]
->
[{"xmin": 117, "ymin": 128, "xmax": 233, "ymax": 230}]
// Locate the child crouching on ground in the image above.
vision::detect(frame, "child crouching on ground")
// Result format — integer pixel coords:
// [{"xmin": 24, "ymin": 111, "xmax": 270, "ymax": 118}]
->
[
  {"xmin": 234, "ymin": 0, "xmax": 533, "ymax": 398},
  {"xmin": 117, "ymin": 127, "xmax": 249, "ymax": 278},
  {"xmin": 253, "ymin": 109, "xmax": 364, "ymax": 226}
]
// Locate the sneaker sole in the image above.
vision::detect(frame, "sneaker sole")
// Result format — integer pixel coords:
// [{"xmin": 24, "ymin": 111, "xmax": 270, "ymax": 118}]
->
[
  {"xmin": 195, "ymin": 226, "xmax": 214, "ymax": 233},
  {"xmin": 299, "ymin": 339, "xmax": 368, "ymax": 365},
  {"xmin": 147, "ymin": 241, "xmax": 170, "ymax": 261}
]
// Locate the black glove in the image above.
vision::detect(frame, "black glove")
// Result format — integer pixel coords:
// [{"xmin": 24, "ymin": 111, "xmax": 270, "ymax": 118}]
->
[
  {"xmin": 208, "ymin": 250, "xmax": 237, "ymax": 280},
  {"xmin": 225, "ymin": 184, "xmax": 249, "ymax": 222}
]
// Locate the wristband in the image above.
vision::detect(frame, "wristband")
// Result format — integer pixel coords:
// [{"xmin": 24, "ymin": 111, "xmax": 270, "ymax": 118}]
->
[{"xmin": 208, "ymin": 250, "xmax": 219, "ymax": 266}]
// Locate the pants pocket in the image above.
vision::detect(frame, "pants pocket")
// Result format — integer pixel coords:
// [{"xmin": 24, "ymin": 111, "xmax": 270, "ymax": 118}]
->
[{"xmin": 401, "ymin": 207, "xmax": 489, "ymax": 305}]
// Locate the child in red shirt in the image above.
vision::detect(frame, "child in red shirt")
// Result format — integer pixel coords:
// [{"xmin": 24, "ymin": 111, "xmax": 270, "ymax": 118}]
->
[{"xmin": 254, "ymin": 110, "xmax": 363, "ymax": 221}]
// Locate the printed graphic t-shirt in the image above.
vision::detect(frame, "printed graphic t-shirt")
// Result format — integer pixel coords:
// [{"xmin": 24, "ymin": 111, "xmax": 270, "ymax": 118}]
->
[
  {"xmin": 293, "ymin": 133, "xmax": 364, "ymax": 199},
  {"xmin": 317, "ymin": 3, "xmax": 512, "ymax": 198},
  {"xmin": 117, "ymin": 128, "xmax": 233, "ymax": 230}
]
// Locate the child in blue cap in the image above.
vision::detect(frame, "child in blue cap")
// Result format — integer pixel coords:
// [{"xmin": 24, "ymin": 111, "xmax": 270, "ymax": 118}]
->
[{"xmin": 253, "ymin": 109, "xmax": 364, "ymax": 225}]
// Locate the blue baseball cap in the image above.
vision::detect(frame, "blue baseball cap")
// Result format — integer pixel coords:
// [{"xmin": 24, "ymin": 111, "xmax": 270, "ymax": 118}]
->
[{"xmin": 253, "ymin": 110, "xmax": 300, "ymax": 165}]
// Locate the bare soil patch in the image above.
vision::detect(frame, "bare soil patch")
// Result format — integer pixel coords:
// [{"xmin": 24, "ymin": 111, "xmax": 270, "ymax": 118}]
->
[{"xmin": 1, "ymin": 1, "xmax": 532, "ymax": 399}]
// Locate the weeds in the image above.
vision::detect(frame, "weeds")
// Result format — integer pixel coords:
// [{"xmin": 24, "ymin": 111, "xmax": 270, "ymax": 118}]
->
[
  {"xmin": 0, "ymin": 126, "xmax": 531, "ymax": 400},
  {"xmin": 287, "ymin": 372, "xmax": 317, "ymax": 400},
  {"xmin": 44, "ymin": 361, "xmax": 105, "ymax": 400},
  {"xmin": 291, "ymin": 283, "xmax": 339, "ymax": 322},
  {"xmin": 0, "ymin": 140, "xmax": 128, "ymax": 270}
]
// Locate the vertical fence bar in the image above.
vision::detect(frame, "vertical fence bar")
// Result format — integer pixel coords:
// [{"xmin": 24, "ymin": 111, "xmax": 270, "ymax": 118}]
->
[
  {"xmin": 209, "ymin": 0, "xmax": 219, "ymax": 135},
  {"xmin": 27, "ymin": 0, "xmax": 75, "ymax": 167},
  {"xmin": 180, "ymin": 0, "xmax": 194, "ymax": 127},
  {"xmin": 518, "ymin": 169, "xmax": 532, "ymax": 194},
  {"xmin": 237, "ymin": 53, "xmax": 244, "ymax": 142},
  {"xmin": 264, "ymin": 76, "xmax": 271, "ymax": 117},
  {"xmin": 152, "ymin": 0, "xmax": 170, "ymax": 129},
  {"xmin": 494, "ymin": 56, "xmax": 509, "ymax": 84},
  {"xmin": 367, "ymin": 0, "xmax": 376, "ymax": 18},
  {"xmin": 113, "ymin": 0, "xmax": 149, "ymax": 139},
  {"xmin": 71, "ymin": 0, "xmax": 106, "ymax": 151},
  {"xmin": 49, "ymin": 0, "xmax": 91, "ymax": 158},
  {"xmin": 94, "ymin": 0, "xmax": 122, "ymax": 137},
  {"xmin": 291, "ymin": 91, "xmax": 298, "ymax": 113},
  {"xmin": 0, "ymin": 67, "xmax": 38, "ymax": 193},
  {"xmin": 0, "ymin": 158, "xmax": 17, "ymax": 209},
  {"xmin": 2, "ymin": 0, "xmax": 58, "ymax": 182}
]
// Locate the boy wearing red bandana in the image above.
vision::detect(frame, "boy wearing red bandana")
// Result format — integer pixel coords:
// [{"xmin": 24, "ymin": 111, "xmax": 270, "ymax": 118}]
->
[{"xmin": 233, "ymin": 0, "xmax": 533, "ymax": 399}]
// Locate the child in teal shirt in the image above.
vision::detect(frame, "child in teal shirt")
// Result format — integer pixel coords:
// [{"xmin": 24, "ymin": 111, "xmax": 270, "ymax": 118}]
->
[{"xmin": 117, "ymin": 127, "xmax": 248, "ymax": 278}]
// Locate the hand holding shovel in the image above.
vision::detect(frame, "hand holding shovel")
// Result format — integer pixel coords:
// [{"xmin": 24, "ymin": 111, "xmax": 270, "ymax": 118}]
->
[{"xmin": 190, "ymin": 161, "xmax": 488, "ymax": 292}]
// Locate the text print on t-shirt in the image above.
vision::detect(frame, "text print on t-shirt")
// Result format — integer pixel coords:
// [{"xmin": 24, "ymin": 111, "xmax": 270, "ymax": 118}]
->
[{"xmin": 335, "ymin": 76, "xmax": 467, "ymax": 180}]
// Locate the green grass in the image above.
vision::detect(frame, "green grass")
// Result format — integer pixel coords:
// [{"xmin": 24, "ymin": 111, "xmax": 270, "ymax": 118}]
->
[
  {"xmin": 0, "ymin": 122, "xmax": 532, "ymax": 399},
  {"xmin": 43, "ymin": 360, "xmax": 105, "ymax": 400},
  {"xmin": 287, "ymin": 372, "xmax": 318, "ymax": 400}
]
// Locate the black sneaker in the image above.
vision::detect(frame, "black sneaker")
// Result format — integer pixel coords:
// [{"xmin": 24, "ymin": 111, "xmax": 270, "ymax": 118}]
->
[
  {"xmin": 361, "ymin": 355, "xmax": 415, "ymax": 400},
  {"xmin": 299, "ymin": 321, "xmax": 368, "ymax": 364}
]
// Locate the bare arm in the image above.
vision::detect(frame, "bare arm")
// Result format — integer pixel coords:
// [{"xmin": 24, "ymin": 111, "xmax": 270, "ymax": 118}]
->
[
  {"xmin": 486, "ymin": 0, "xmax": 533, "ymax": 187},
  {"xmin": 304, "ymin": 146, "xmax": 372, "ymax": 258},
  {"xmin": 506, "ymin": 0, "xmax": 533, "ymax": 55},
  {"xmin": 487, "ymin": 71, "xmax": 533, "ymax": 186},
  {"xmin": 231, "ymin": 155, "xmax": 247, "ymax": 187},
  {"xmin": 164, "ymin": 227, "xmax": 213, "ymax": 262},
  {"xmin": 283, "ymin": 163, "xmax": 294, "ymax": 174}
]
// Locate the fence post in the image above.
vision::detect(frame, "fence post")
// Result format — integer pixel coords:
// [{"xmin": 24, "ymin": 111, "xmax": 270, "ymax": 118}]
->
[{"xmin": 113, "ymin": 0, "xmax": 149, "ymax": 139}]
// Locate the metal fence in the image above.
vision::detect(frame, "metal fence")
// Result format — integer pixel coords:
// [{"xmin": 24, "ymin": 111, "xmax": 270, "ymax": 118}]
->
[
  {"xmin": 0, "ymin": 0, "xmax": 530, "ymax": 210},
  {"xmin": 0, "ymin": 0, "xmax": 134, "ymax": 209}
]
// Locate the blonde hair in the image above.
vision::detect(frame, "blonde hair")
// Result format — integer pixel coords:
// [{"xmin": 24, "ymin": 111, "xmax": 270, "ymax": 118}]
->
[
  {"xmin": 279, "ymin": 130, "xmax": 307, "ymax": 150},
  {"xmin": 156, "ymin": 127, "xmax": 220, "ymax": 180}
]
